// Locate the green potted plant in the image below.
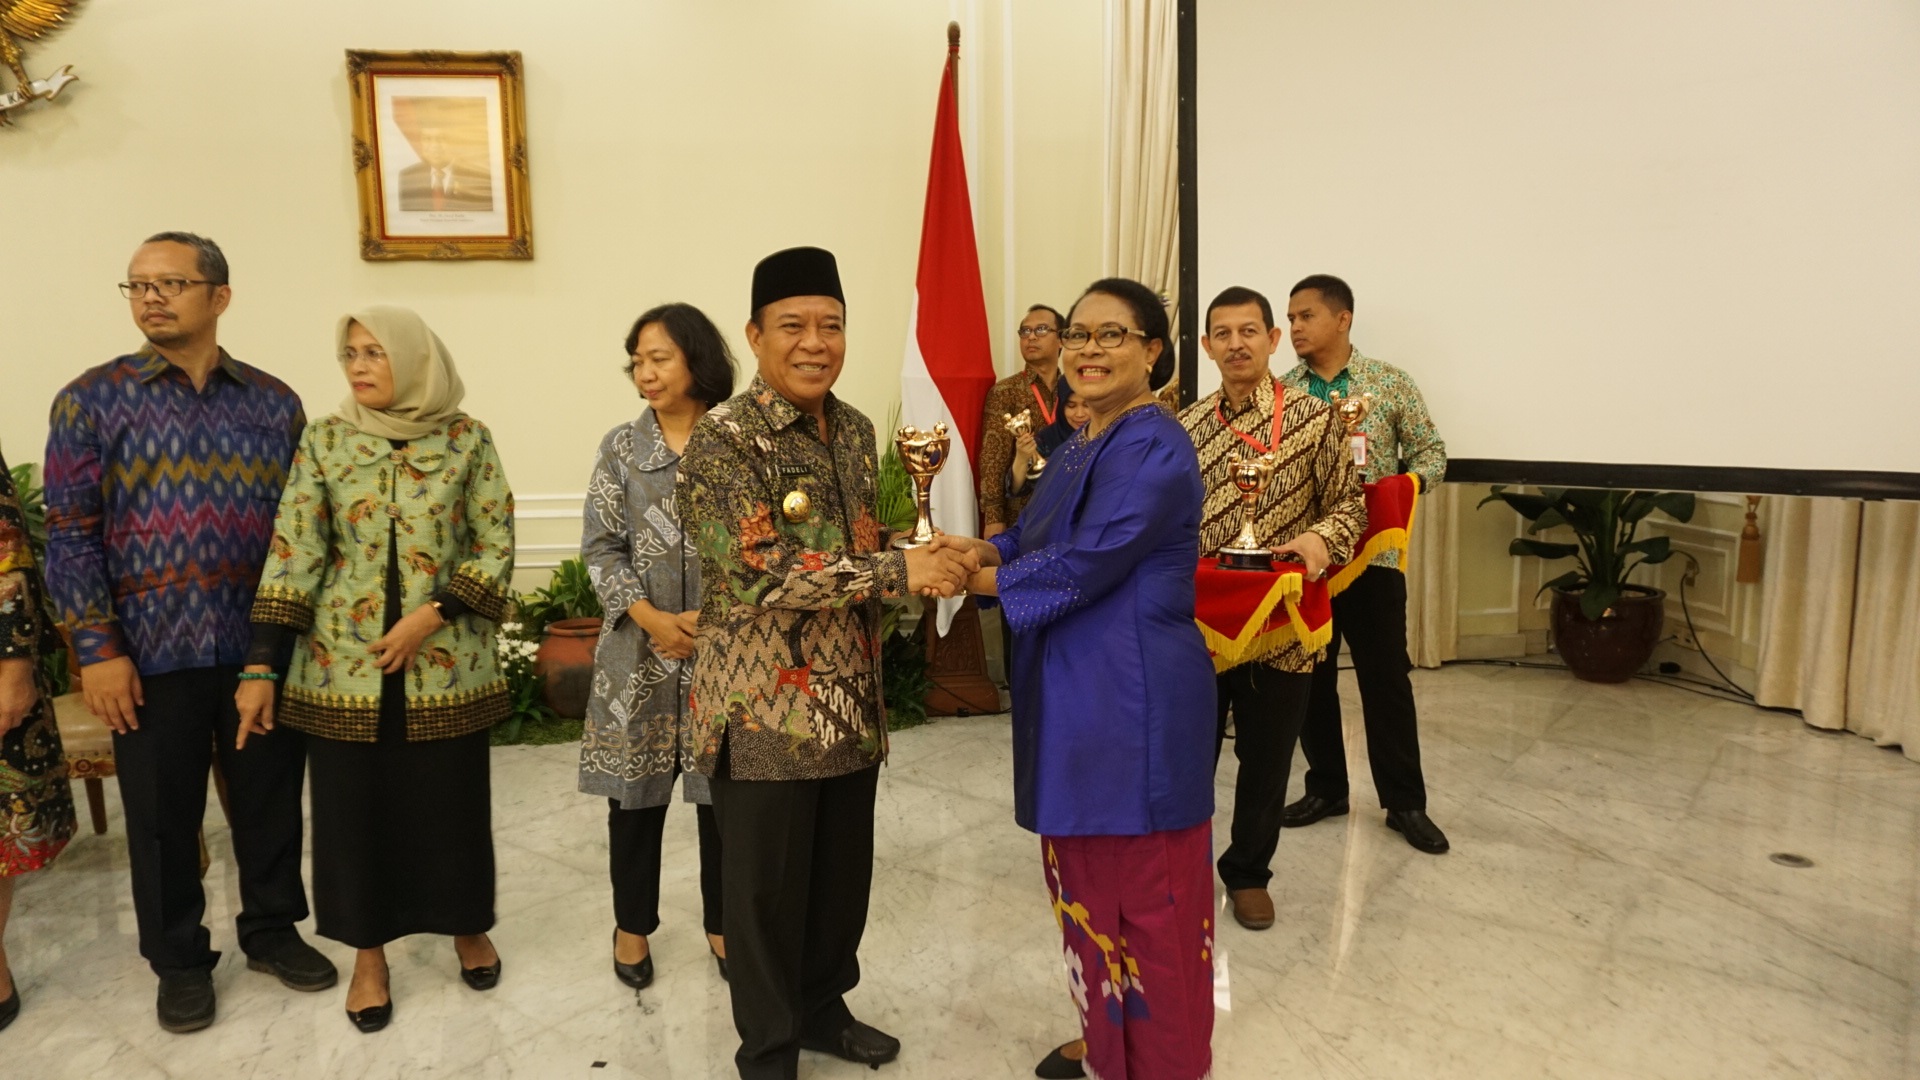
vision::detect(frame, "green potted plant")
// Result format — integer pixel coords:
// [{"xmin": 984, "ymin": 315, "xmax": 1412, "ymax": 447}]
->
[
  {"xmin": 515, "ymin": 557, "xmax": 604, "ymax": 719},
  {"xmin": 1478, "ymin": 486, "xmax": 1696, "ymax": 683},
  {"xmin": 8, "ymin": 462, "xmax": 70, "ymax": 695},
  {"xmin": 876, "ymin": 411, "xmax": 936, "ymax": 730}
]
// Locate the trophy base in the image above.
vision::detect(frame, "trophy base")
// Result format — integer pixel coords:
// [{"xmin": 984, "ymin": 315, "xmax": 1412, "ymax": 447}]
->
[
  {"xmin": 1217, "ymin": 547, "xmax": 1275, "ymax": 572},
  {"xmin": 892, "ymin": 536, "xmax": 932, "ymax": 551}
]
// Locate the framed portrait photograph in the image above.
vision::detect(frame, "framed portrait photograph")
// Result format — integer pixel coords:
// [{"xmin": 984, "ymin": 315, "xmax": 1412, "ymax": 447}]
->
[{"xmin": 346, "ymin": 50, "xmax": 533, "ymax": 260}]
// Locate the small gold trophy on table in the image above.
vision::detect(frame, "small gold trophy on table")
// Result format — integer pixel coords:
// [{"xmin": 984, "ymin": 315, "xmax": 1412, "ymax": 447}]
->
[
  {"xmin": 1002, "ymin": 411, "xmax": 1046, "ymax": 478},
  {"xmin": 891, "ymin": 423, "xmax": 951, "ymax": 550},
  {"xmin": 1216, "ymin": 454, "xmax": 1278, "ymax": 571},
  {"xmin": 1327, "ymin": 389, "xmax": 1375, "ymax": 467}
]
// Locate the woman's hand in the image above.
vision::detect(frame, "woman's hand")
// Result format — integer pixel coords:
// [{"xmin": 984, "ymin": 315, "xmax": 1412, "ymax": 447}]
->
[
  {"xmin": 633, "ymin": 600, "xmax": 696, "ymax": 660},
  {"xmin": 0, "ymin": 657, "xmax": 38, "ymax": 737},
  {"xmin": 928, "ymin": 533, "xmax": 1002, "ymax": 569},
  {"xmin": 235, "ymin": 666, "xmax": 276, "ymax": 749},
  {"xmin": 1012, "ymin": 430, "xmax": 1038, "ymax": 466},
  {"xmin": 370, "ymin": 604, "xmax": 447, "ymax": 674},
  {"xmin": 966, "ymin": 566, "xmax": 999, "ymax": 598}
]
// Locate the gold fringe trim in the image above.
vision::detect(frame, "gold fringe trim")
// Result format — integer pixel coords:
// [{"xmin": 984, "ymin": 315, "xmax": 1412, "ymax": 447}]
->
[
  {"xmin": 1326, "ymin": 477, "xmax": 1420, "ymax": 597},
  {"xmin": 279, "ymin": 680, "xmax": 509, "ymax": 743},
  {"xmin": 249, "ymin": 585, "xmax": 315, "ymax": 632},
  {"xmin": 445, "ymin": 567, "xmax": 510, "ymax": 622},
  {"xmin": 1195, "ymin": 570, "xmax": 1335, "ymax": 673}
]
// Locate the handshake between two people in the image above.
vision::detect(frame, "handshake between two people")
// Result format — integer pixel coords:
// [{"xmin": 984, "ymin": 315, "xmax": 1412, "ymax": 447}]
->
[{"xmin": 903, "ymin": 533, "xmax": 1005, "ymax": 600}]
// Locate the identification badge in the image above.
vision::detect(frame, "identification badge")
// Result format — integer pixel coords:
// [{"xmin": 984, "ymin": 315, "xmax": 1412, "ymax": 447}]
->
[{"xmin": 1350, "ymin": 433, "xmax": 1369, "ymax": 467}]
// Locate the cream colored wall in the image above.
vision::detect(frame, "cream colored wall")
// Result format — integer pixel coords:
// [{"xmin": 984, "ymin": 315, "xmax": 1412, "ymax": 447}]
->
[
  {"xmin": 0, "ymin": 0, "xmax": 1106, "ymax": 588},
  {"xmin": 1451, "ymin": 485, "xmax": 1764, "ymax": 680}
]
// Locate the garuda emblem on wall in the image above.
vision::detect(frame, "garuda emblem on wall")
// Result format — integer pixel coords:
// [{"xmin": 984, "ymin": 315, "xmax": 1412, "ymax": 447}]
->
[{"xmin": 0, "ymin": 0, "xmax": 80, "ymax": 125}]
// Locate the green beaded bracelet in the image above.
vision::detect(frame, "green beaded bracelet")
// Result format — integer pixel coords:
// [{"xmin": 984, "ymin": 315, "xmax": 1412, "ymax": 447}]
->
[{"xmin": 236, "ymin": 671, "xmax": 280, "ymax": 682}]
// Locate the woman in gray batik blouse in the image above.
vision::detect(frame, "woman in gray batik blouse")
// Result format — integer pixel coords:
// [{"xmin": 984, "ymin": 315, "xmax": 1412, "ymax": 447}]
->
[{"xmin": 577, "ymin": 303, "xmax": 735, "ymax": 991}]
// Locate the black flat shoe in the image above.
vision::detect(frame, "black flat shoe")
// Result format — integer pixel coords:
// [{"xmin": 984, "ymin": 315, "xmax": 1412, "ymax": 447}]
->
[
  {"xmin": 1386, "ymin": 809, "xmax": 1450, "ymax": 854},
  {"xmin": 346, "ymin": 998, "xmax": 393, "ymax": 1033},
  {"xmin": 1281, "ymin": 794, "xmax": 1350, "ymax": 828},
  {"xmin": 156, "ymin": 970, "xmax": 216, "ymax": 1034},
  {"xmin": 0, "ymin": 981, "xmax": 19, "ymax": 1033},
  {"xmin": 800, "ymin": 1018, "xmax": 901, "ymax": 1067},
  {"xmin": 613, "ymin": 929, "xmax": 653, "ymax": 990},
  {"xmin": 459, "ymin": 935, "xmax": 501, "ymax": 991},
  {"xmin": 245, "ymin": 932, "xmax": 339, "ymax": 992},
  {"xmin": 1035, "ymin": 1040, "xmax": 1087, "ymax": 1079},
  {"xmin": 710, "ymin": 944, "xmax": 728, "ymax": 983}
]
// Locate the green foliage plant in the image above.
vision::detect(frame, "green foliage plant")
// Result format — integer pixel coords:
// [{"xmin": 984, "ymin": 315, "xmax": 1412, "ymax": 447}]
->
[
  {"xmin": 8, "ymin": 462, "xmax": 70, "ymax": 695},
  {"xmin": 512, "ymin": 557, "xmax": 604, "ymax": 642},
  {"xmin": 1478, "ymin": 486, "xmax": 1697, "ymax": 620}
]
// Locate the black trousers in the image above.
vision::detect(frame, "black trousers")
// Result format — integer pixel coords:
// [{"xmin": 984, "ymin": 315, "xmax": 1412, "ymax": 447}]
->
[
  {"xmin": 709, "ymin": 759, "xmax": 879, "ymax": 1080},
  {"xmin": 1299, "ymin": 565, "xmax": 1429, "ymax": 811},
  {"xmin": 608, "ymin": 798, "xmax": 723, "ymax": 937},
  {"xmin": 110, "ymin": 665, "xmax": 310, "ymax": 976},
  {"xmin": 1213, "ymin": 664, "xmax": 1313, "ymax": 891}
]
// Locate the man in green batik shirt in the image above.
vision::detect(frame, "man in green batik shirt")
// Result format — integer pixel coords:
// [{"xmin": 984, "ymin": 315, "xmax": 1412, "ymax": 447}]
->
[{"xmin": 1277, "ymin": 274, "xmax": 1452, "ymax": 856}]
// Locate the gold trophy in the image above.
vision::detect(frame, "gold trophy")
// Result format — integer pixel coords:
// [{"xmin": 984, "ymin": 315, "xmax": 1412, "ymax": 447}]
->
[
  {"xmin": 1327, "ymin": 389, "xmax": 1375, "ymax": 467},
  {"xmin": 891, "ymin": 423, "xmax": 952, "ymax": 549},
  {"xmin": 1003, "ymin": 411, "xmax": 1046, "ymax": 478},
  {"xmin": 1216, "ymin": 454, "xmax": 1278, "ymax": 571}
]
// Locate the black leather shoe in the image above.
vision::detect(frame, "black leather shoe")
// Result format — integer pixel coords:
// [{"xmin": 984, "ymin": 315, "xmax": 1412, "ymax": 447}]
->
[
  {"xmin": 460, "ymin": 958, "xmax": 502, "ymax": 991},
  {"xmin": 800, "ymin": 1019, "xmax": 901, "ymax": 1067},
  {"xmin": 613, "ymin": 929, "xmax": 653, "ymax": 990},
  {"xmin": 0, "ymin": 980, "xmax": 19, "ymax": 1033},
  {"xmin": 1386, "ymin": 809, "xmax": 1450, "ymax": 854},
  {"xmin": 156, "ymin": 971, "xmax": 216, "ymax": 1034},
  {"xmin": 1035, "ymin": 1039, "xmax": 1087, "ymax": 1079},
  {"xmin": 346, "ymin": 998, "xmax": 393, "ymax": 1034},
  {"xmin": 1281, "ymin": 794, "xmax": 1349, "ymax": 828},
  {"xmin": 711, "ymin": 947, "xmax": 728, "ymax": 983},
  {"xmin": 246, "ymin": 933, "xmax": 339, "ymax": 992}
]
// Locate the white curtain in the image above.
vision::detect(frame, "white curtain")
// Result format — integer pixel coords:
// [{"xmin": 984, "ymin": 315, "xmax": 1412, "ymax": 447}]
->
[
  {"xmin": 1104, "ymin": 0, "xmax": 1180, "ymax": 321},
  {"xmin": 1405, "ymin": 482, "xmax": 1461, "ymax": 668},
  {"xmin": 1754, "ymin": 496, "xmax": 1920, "ymax": 762}
]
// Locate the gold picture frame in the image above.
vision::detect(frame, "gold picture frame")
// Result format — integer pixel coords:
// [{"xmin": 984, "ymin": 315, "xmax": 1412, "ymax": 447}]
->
[{"xmin": 347, "ymin": 50, "xmax": 533, "ymax": 261}]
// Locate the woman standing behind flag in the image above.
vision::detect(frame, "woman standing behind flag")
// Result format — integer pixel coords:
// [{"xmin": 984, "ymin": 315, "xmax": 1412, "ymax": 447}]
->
[{"xmin": 943, "ymin": 278, "xmax": 1218, "ymax": 1080}]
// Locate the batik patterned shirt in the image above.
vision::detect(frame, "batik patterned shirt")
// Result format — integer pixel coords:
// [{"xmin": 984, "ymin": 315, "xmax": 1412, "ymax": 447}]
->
[
  {"xmin": 1179, "ymin": 378, "xmax": 1366, "ymax": 672},
  {"xmin": 43, "ymin": 347, "xmax": 305, "ymax": 675},
  {"xmin": 1281, "ymin": 347, "xmax": 1446, "ymax": 569},
  {"xmin": 249, "ymin": 415, "xmax": 516, "ymax": 742},
  {"xmin": 678, "ymin": 377, "xmax": 907, "ymax": 782}
]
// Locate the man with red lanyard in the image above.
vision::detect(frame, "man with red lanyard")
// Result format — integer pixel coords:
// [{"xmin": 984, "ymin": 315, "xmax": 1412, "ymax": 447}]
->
[
  {"xmin": 1179, "ymin": 286, "xmax": 1365, "ymax": 931},
  {"xmin": 1278, "ymin": 274, "xmax": 1451, "ymax": 855},
  {"xmin": 978, "ymin": 304, "xmax": 1067, "ymax": 539}
]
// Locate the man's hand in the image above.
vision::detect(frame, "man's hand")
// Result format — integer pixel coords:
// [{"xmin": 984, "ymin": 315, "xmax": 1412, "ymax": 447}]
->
[
  {"xmin": 927, "ymin": 533, "xmax": 1000, "ymax": 569},
  {"xmin": 82, "ymin": 655, "xmax": 144, "ymax": 734},
  {"xmin": 370, "ymin": 604, "xmax": 447, "ymax": 674},
  {"xmin": 905, "ymin": 545, "xmax": 972, "ymax": 598},
  {"xmin": 235, "ymin": 666, "xmax": 276, "ymax": 750},
  {"xmin": 1273, "ymin": 531, "xmax": 1333, "ymax": 580},
  {"xmin": 0, "ymin": 657, "xmax": 38, "ymax": 737}
]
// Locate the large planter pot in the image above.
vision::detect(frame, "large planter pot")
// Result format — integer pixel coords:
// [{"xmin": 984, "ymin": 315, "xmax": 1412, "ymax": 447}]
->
[
  {"xmin": 1550, "ymin": 586, "xmax": 1665, "ymax": 684},
  {"xmin": 534, "ymin": 617, "xmax": 602, "ymax": 719}
]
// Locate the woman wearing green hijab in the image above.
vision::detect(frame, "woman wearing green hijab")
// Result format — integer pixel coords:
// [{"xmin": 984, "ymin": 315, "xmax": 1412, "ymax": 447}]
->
[{"xmin": 237, "ymin": 306, "xmax": 516, "ymax": 1033}]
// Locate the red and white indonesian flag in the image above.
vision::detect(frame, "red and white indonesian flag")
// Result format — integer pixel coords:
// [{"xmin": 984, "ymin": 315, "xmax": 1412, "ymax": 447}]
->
[{"xmin": 900, "ymin": 52, "xmax": 995, "ymax": 634}]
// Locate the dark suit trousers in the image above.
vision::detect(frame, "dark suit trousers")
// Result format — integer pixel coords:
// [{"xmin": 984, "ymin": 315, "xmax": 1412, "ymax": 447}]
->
[
  {"xmin": 709, "ymin": 758, "xmax": 879, "ymax": 1080},
  {"xmin": 111, "ymin": 665, "xmax": 310, "ymax": 976},
  {"xmin": 1214, "ymin": 664, "xmax": 1313, "ymax": 891},
  {"xmin": 608, "ymin": 798, "xmax": 723, "ymax": 937},
  {"xmin": 1299, "ymin": 564, "xmax": 1429, "ymax": 811}
]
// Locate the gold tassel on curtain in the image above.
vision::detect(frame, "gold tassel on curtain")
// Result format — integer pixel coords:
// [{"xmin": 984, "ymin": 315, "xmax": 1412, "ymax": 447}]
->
[{"xmin": 1735, "ymin": 495, "xmax": 1764, "ymax": 584}]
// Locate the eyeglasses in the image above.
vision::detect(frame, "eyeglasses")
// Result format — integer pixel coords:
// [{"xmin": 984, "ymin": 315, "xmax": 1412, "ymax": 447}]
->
[
  {"xmin": 1016, "ymin": 326, "xmax": 1057, "ymax": 340},
  {"xmin": 1059, "ymin": 325, "xmax": 1148, "ymax": 350},
  {"xmin": 118, "ymin": 278, "xmax": 214, "ymax": 300}
]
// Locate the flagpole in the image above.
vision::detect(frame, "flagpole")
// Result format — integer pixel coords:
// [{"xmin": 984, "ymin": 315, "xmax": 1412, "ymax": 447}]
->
[{"xmin": 948, "ymin": 21, "xmax": 961, "ymax": 97}]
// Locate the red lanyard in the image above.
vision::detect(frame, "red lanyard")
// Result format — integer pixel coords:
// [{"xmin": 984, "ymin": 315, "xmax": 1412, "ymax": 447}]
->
[
  {"xmin": 1029, "ymin": 381, "xmax": 1057, "ymax": 426},
  {"xmin": 1214, "ymin": 379, "xmax": 1284, "ymax": 456}
]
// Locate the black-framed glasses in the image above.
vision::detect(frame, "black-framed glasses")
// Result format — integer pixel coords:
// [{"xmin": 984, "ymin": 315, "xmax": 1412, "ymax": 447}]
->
[
  {"xmin": 118, "ymin": 278, "xmax": 214, "ymax": 300},
  {"xmin": 1016, "ymin": 325, "xmax": 1057, "ymax": 340},
  {"xmin": 1060, "ymin": 325, "xmax": 1148, "ymax": 350}
]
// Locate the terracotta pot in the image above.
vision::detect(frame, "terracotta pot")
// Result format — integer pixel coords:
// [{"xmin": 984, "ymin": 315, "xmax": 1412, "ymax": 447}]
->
[
  {"xmin": 534, "ymin": 617, "xmax": 602, "ymax": 719},
  {"xmin": 1550, "ymin": 586, "xmax": 1665, "ymax": 684}
]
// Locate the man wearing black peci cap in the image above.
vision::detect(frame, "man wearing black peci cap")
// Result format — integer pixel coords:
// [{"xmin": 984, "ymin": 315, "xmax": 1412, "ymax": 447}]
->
[{"xmin": 677, "ymin": 247, "xmax": 972, "ymax": 1079}]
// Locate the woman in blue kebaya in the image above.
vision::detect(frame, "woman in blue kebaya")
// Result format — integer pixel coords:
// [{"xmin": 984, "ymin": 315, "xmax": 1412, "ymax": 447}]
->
[{"xmin": 944, "ymin": 278, "xmax": 1217, "ymax": 1080}]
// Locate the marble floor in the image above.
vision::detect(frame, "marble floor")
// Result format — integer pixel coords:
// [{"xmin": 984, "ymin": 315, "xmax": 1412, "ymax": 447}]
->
[{"xmin": 5, "ymin": 664, "xmax": 1918, "ymax": 1079}]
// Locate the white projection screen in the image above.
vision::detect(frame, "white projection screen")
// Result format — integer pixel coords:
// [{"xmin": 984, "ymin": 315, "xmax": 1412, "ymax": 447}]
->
[{"xmin": 1194, "ymin": 0, "xmax": 1920, "ymax": 489}]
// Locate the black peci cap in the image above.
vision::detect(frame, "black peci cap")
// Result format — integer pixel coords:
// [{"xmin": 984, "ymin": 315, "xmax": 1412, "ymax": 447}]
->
[{"xmin": 751, "ymin": 246, "xmax": 845, "ymax": 314}]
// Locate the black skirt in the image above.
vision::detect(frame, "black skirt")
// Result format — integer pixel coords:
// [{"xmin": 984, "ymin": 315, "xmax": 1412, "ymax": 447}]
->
[{"xmin": 308, "ymin": 680, "xmax": 496, "ymax": 949}]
